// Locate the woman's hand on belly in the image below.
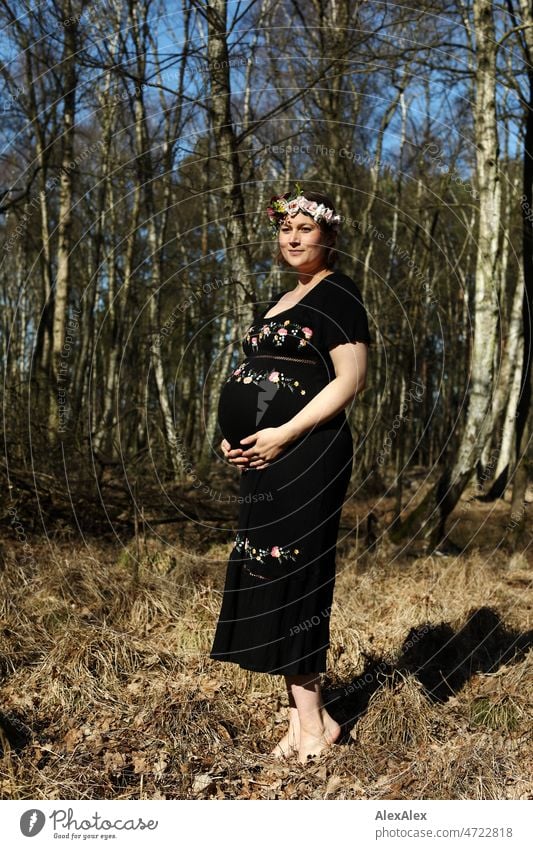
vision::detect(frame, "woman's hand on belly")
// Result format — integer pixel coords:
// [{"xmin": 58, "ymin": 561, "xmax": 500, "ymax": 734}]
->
[
  {"xmin": 220, "ymin": 438, "xmax": 250, "ymax": 470},
  {"xmin": 238, "ymin": 425, "xmax": 295, "ymax": 470}
]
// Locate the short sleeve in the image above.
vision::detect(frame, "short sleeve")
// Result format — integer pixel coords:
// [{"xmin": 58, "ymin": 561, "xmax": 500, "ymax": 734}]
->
[{"xmin": 320, "ymin": 278, "xmax": 372, "ymax": 350}]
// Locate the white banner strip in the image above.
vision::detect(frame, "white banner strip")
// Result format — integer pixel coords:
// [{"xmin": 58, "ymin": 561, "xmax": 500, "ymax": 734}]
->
[{"xmin": 1, "ymin": 799, "xmax": 531, "ymax": 848}]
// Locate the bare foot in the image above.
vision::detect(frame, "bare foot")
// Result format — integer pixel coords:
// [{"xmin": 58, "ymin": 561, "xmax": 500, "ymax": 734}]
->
[
  {"xmin": 297, "ymin": 715, "xmax": 342, "ymax": 764},
  {"xmin": 270, "ymin": 725, "xmax": 299, "ymax": 759}
]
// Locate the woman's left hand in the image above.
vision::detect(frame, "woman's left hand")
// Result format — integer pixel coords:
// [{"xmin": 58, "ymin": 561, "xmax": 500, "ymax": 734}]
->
[{"xmin": 239, "ymin": 425, "xmax": 294, "ymax": 469}]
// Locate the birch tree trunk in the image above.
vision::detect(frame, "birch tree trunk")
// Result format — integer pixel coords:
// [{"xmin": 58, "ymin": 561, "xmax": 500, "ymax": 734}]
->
[
  {"xmin": 389, "ymin": 0, "xmax": 502, "ymax": 551},
  {"xmin": 50, "ymin": 1, "xmax": 78, "ymax": 438},
  {"xmin": 483, "ymin": 266, "xmax": 524, "ymax": 498}
]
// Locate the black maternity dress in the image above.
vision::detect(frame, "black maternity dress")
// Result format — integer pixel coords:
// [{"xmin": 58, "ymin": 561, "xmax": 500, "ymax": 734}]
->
[{"xmin": 210, "ymin": 269, "xmax": 372, "ymax": 675}]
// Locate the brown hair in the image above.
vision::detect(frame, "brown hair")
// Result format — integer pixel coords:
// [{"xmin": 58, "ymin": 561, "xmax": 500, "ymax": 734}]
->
[{"xmin": 274, "ymin": 190, "xmax": 339, "ymax": 269}]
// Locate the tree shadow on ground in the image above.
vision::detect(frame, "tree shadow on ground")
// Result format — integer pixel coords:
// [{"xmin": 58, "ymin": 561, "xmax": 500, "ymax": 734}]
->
[{"xmin": 323, "ymin": 606, "xmax": 533, "ymax": 743}]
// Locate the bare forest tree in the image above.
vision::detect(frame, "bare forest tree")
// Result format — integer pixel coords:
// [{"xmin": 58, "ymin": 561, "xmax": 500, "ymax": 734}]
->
[{"xmin": 0, "ymin": 0, "xmax": 530, "ymax": 541}]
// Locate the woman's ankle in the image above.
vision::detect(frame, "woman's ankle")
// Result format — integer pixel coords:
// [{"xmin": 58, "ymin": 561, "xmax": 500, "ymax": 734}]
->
[{"xmin": 300, "ymin": 704, "xmax": 325, "ymax": 726}]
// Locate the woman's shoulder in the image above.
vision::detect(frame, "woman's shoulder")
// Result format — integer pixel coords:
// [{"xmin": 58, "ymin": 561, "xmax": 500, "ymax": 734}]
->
[
  {"xmin": 319, "ymin": 268, "xmax": 373, "ymax": 347},
  {"xmin": 324, "ymin": 269, "xmax": 365, "ymax": 299}
]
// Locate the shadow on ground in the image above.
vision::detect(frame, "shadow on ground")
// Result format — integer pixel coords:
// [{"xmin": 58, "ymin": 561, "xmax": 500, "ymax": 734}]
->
[{"xmin": 323, "ymin": 606, "xmax": 533, "ymax": 742}]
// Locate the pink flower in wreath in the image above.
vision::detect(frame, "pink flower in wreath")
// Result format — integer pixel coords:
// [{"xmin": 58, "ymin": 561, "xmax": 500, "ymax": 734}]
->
[
  {"xmin": 287, "ymin": 199, "xmax": 300, "ymax": 215},
  {"xmin": 271, "ymin": 546, "xmax": 281, "ymax": 557},
  {"xmin": 268, "ymin": 371, "xmax": 280, "ymax": 382},
  {"xmin": 301, "ymin": 199, "xmax": 318, "ymax": 214},
  {"xmin": 277, "ymin": 327, "xmax": 288, "ymax": 336},
  {"xmin": 302, "ymin": 326, "xmax": 313, "ymax": 338}
]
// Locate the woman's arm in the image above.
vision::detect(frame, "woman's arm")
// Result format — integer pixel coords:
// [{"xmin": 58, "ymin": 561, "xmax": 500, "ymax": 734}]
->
[
  {"xmin": 281, "ymin": 341, "xmax": 368, "ymax": 442},
  {"xmin": 239, "ymin": 341, "xmax": 368, "ymax": 469}
]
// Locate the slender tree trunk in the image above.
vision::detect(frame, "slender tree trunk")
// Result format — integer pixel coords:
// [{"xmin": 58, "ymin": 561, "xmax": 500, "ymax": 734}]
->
[
  {"xmin": 389, "ymin": 0, "xmax": 502, "ymax": 551},
  {"xmin": 92, "ymin": 165, "xmax": 142, "ymax": 456},
  {"xmin": 50, "ymin": 2, "xmax": 78, "ymax": 438},
  {"xmin": 126, "ymin": 0, "xmax": 186, "ymax": 480},
  {"xmin": 484, "ymin": 266, "xmax": 524, "ymax": 498},
  {"xmin": 72, "ymin": 44, "xmax": 119, "ymax": 426},
  {"xmin": 203, "ymin": 0, "xmax": 253, "ymax": 318},
  {"xmin": 479, "ymin": 164, "xmax": 520, "ymax": 470},
  {"xmin": 25, "ymin": 48, "xmax": 53, "ymax": 412},
  {"xmin": 189, "ymin": 0, "xmax": 256, "ymax": 475},
  {"xmin": 509, "ymin": 0, "xmax": 533, "ymax": 544}
]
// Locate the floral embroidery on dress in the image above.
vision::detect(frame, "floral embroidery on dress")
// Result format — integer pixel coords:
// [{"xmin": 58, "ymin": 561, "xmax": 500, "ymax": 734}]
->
[
  {"xmin": 244, "ymin": 319, "xmax": 313, "ymax": 350},
  {"xmin": 226, "ymin": 361, "xmax": 306, "ymax": 395},
  {"xmin": 232, "ymin": 532, "xmax": 299, "ymax": 578}
]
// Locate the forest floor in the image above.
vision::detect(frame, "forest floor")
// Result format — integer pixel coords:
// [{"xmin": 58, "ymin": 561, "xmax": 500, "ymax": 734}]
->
[{"xmin": 0, "ymin": 485, "xmax": 532, "ymax": 800}]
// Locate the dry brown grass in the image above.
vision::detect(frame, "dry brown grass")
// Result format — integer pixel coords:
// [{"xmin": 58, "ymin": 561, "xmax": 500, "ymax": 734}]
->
[{"xmin": 0, "ymin": 517, "xmax": 532, "ymax": 800}]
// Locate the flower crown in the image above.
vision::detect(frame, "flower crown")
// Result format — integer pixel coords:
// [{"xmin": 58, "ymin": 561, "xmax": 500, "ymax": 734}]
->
[{"xmin": 266, "ymin": 182, "xmax": 341, "ymax": 235}]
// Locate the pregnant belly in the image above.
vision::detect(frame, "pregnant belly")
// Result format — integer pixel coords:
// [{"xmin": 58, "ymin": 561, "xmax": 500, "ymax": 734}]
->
[{"xmin": 217, "ymin": 362, "xmax": 326, "ymax": 450}]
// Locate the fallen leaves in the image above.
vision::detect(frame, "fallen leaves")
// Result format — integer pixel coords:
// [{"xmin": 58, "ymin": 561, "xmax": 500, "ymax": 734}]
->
[
  {"xmin": 324, "ymin": 774, "xmax": 343, "ymax": 796},
  {"xmin": 103, "ymin": 750, "xmax": 127, "ymax": 774},
  {"xmin": 0, "ymin": 537, "xmax": 531, "ymax": 801}
]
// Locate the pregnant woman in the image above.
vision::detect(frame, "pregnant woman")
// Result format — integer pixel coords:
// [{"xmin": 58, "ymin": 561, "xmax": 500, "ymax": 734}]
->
[{"xmin": 210, "ymin": 187, "xmax": 371, "ymax": 764}]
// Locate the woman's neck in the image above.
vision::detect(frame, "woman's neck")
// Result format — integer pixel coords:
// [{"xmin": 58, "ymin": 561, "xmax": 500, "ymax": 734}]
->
[{"xmin": 295, "ymin": 267, "xmax": 332, "ymax": 290}]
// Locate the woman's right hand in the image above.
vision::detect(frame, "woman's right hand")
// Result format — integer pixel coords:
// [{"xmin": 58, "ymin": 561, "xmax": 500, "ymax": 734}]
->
[{"xmin": 220, "ymin": 438, "xmax": 250, "ymax": 471}]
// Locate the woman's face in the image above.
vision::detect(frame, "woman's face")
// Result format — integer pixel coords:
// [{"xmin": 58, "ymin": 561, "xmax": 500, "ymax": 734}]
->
[{"xmin": 278, "ymin": 212, "xmax": 330, "ymax": 272}]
